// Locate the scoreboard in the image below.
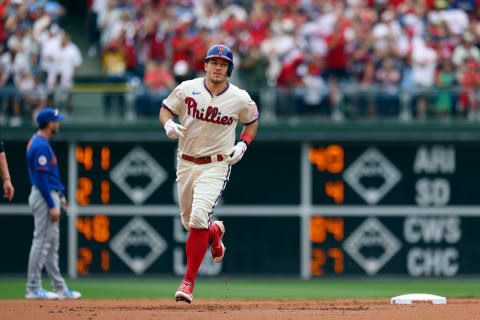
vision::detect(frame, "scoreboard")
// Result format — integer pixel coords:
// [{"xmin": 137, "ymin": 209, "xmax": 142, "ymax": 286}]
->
[
  {"xmin": 309, "ymin": 215, "xmax": 480, "ymax": 277},
  {"xmin": 74, "ymin": 142, "xmax": 300, "ymax": 205},
  {"xmin": 75, "ymin": 143, "xmax": 177, "ymax": 205},
  {"xmin": 1, "ymin": 138, "xmax": 480, "ymax": 278},
  {"xmin": 75, "ymin": 215, "xmax": 300, "ymax": 276},
  {"xmin": 308, "ymin": 143, "xmax": 480, "ymax": 277},
  {"xmin": 310, "ymin": 144, "xmax": 473, "ymax": 206},
  {"xmin": 72, "ymin": 141, "xmax": 300, "ymax": 275}
]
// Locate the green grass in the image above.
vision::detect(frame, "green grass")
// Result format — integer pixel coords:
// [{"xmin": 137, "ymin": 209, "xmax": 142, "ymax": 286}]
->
[{"xmin": 1, "ymin": 278, "xmax": 479, "ymax": 299}]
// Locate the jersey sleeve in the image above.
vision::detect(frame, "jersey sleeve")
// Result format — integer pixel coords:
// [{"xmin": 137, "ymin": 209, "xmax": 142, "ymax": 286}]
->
[
  {"xmin": 33, "ymin": 145, "xmax": 52, "ymax": 172},
  {"xmin": 35, "ymin": 171, "xmax": 56, "ymax": 208},
  {"xmin": 238, "ymin": 90, "xmax": 259, "ymax": 125},
  {"xmin": 162, "ymin": 82, "xmax": 186, "ymax": 116},
  {"xmin": 32, "ymin": 145, "xmax": 55, "ymax": 208}
]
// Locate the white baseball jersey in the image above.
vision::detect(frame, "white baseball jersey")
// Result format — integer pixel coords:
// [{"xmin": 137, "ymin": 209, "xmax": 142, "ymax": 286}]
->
[{"xmin": 162, "ymin": 78, "xmax": 258, "ymax": 157}]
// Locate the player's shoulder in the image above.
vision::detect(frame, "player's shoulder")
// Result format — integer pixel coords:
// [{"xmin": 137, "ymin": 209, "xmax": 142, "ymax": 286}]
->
[
  {"xmin": 178, "ymin": 78, "xmax": 203, "ymax": 90},
  {"xmin": 227, "ymin": 81, "xmax": 242, "ymax": 92},
  {"xmin": 34, "ymin": 135, "xmax": 50, "ymax": 146},
  {"xmin": 28, "ymin": 137, "xmax": 48, "ymax": 154},
  {"xmin": 227, "ymin": 82, "xmax": 252, "ymax": 101}
]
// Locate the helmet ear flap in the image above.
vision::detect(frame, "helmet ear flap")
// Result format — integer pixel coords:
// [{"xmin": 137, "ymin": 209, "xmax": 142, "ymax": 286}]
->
[{"xmin": 227, "ymin": 64, "xmax": 234, "ymax": 77}]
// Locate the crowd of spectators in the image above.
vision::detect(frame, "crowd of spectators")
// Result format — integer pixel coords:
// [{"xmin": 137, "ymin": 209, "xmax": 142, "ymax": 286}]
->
[
  {"xmin": 3, "ymin": 0, "xmax": 480, "ymax": 124},
  {"xmin": 0, "ymin": 0, "xmax": 82, "ymax": 126},
  {"xmin": 85, "ymin": 0, "xmax": 480, "ymax": 121}
]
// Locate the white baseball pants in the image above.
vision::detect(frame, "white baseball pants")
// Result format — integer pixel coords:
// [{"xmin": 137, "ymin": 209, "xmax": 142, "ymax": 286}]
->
[{"xmin": 176, "ymin": 156, "xmax": 231, "ymax": 230}]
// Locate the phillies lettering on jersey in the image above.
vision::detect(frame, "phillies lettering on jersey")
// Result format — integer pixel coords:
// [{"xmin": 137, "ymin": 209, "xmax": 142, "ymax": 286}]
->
[
  {"xmin": 162, "ymin": 78, "xmax": 258, "ymax": 157},
  {"xmin": 185, "ymin": 97, "xmax": 234, "ymax": 125}
]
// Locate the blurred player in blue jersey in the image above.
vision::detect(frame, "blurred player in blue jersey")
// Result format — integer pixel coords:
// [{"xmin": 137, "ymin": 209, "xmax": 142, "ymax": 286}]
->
[{"xmin": 25, "ymin": 108, "xmax": 81, "ymax": 300}]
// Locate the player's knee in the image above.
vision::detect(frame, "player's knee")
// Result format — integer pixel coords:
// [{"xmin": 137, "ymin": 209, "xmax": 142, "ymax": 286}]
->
[
  {"xmin": 40, "ymin": 243, "xmax": 51, "ymax": 255},
  {"xmin": 188, "ymin": 210, "xmax": 209, "ymax": 229}
]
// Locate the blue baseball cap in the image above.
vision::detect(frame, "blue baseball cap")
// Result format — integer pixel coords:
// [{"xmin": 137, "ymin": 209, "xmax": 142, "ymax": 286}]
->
[{"xmin": 36, "ymin": 108, "xmax": 65, "ymax": 126}]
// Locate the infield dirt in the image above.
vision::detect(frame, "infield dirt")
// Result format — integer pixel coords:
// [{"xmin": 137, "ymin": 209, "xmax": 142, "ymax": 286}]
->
[{"xmin": 1, "ymin": 298, "xmax": 478, "ymax": 320}]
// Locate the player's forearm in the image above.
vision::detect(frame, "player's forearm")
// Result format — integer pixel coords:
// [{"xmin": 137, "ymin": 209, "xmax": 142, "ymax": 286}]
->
[
  {"xmin": 159, "ymin": 106, "xmax": 174, "ymax": 126},
  {"xmin": 34, "ymin": 171, "xmax": 56, "ymax": 209},
  {"xmin": 0, "ymin": 152, "xmax": 11, "ymax": 183},
  {"xmin": 240, "ymin": 121, "xmax": 258, "ymax": 144}
]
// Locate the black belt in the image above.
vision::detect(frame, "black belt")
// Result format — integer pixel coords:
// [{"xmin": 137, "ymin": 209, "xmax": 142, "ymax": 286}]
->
[{"xmin": 181, "ymin": 154, "xmax": 224, "ymax": 164}]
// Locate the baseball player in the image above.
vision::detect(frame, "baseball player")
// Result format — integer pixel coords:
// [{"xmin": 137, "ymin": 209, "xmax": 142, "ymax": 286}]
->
[
  {"xmin": 25, "ymin": 108, "xmax": 81, "ymax": 300},
  {"xmin": 159, "ymin": 44, "xmax": 259, "ymax": 303},
  {"xmin": 0, "ymin": 139, "xmax": 14, "ymax": 201}
]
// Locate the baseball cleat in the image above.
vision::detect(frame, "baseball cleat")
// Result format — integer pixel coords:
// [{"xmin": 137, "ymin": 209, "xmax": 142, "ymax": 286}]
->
[
  {"xmin": 210, "ymin": 221, "xmax": 226, "ymax": 263},
  {"xmin": 25, "ymin": 289, "xmax": 59, "ymax": 300},
  {"xmin": 57, "ymin": 289, "xmax": 82, "ymax": 300},
  {"xmin": 175, "ymin": 280, "xmax": 193, "ymax": 304}
]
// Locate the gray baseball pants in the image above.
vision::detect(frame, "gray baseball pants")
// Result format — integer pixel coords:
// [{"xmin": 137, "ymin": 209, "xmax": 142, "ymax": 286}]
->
[{"xmin": 26, "ymin": 187, "xmax": 67, "ymax": 293}]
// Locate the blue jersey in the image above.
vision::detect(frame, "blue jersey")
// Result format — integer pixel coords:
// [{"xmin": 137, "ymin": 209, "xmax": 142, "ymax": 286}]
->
[{"xmin": 26, "ymin": 134, "xmax": 64, "ymax": 208}]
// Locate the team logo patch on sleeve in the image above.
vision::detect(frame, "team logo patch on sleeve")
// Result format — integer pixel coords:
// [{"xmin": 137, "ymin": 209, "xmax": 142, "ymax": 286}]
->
[{"xmin": 38, "ymin": 155, "xmax": 47, "ymax": 166}]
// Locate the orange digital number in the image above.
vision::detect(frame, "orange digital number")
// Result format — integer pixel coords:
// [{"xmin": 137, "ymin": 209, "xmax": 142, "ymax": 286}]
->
[
  {"xmin": 93, "ymin": 215, "xmax": 110, "ymax": 243},
  {"xmin": 77, "ymin": 215, "xmax": 110, "ymax": 243},
  {"xmin": 76, "ymin": 146, "xmax": 93, "ymax": 171},
  {"xmin": 101, "ymin": 180, "xmax": 110, "ymax": 204},
  {"xmin": 311, "ymin": 248, "xmax": 326, "ymax": 276},
  {"xmin": 311, "ymin": 216, "xmax": 327, "ymax": 243},
  {"xmin": 327, "ymin": 218, "xmax": 344, "ymax": 241},
  {"xmin": 328, "ymin": 248, "xmax": 344, "ymax": 274},
  {"xmin": 77, "ymin": 216, "xmax": 92, "ymax": 240},
  {"xmin": 76, "ymin": 177, "xmax": 92, "ymax": 205},
  {"xmin": 77, "ymin": 247, "xmax": 92, "ymax": 275},
  {"xmin": 311, "ymin": 248, "xmax": 344, "ymax": 276},
  {"xmin": 325, "ymin": 180, "xmax": 344, "ymax": 204},
  {"xmin": 308, "ymin": 145, "xmax": 344, "ymax": 173},
  {"xmin": 101, "ymin": 146, "xmax": 110, "ymax": 171},
  {"xmin": 310, "ymin": 216, "xmax": 344, "ymax": 243},
  {"xmin": 101, "ymin": 250, "xmax": 110, "ymax": 272}
]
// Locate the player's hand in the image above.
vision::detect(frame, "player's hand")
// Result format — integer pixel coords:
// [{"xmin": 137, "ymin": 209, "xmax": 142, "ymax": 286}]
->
[
  {"xmin": 61, "ymin": 196, "xmax": 68, "ymax": 212},
  {"xmin": 2, "ymin": 179, "xmax": 14, "ymax": 201},
  {"xmin": 226, "ymin": 141, "xmax": 247, "ymax": 165},
  {"xmin": 49, "ymin": 207, "xmax": 61, "ymax": 222},
  {"xmin": 164, "ymin": 119, "xmax": 186, "ymax": 139}
]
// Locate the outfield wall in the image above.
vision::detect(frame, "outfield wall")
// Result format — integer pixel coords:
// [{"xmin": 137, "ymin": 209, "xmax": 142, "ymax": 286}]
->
[{"xmin": 1, "ymin": 124, "xmax": 480, "ymax": 278}]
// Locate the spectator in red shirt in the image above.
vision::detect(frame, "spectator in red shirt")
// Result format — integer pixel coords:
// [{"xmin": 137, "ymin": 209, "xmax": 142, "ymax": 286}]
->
[
  {"xmin": 115, "ymin": 29, "xmax": 139, "ymax": 77},
  {"xmin": 457, "ymin": 58, "xmax": 480, "ymax": 120},
  {"xmin": 148, "ymin": 21, "xmax": 167, "ymax": 63},
  {"xmin": 188, "ymin": 28, "xmax": 210, "ymax": 76},
  {"xmin": 170, "ymin": 26, "xmax": 190, "ymax": 67},
  {"xmin": 143, "ymin": 60, "xmax": 175, "ymax": 91},
  {"xmin": 136, "ymin": 59, "xmax": 176, "ymax": 117},
  {"xmin": 276, "ymin": 53, "xmax": 304, "ymax": 115},
  {"xmin": 324, "ymin": 18, "xmax": 349, "ymax": 82},
  {"xmin": 276, "ymin": 54, "xmax": 304, "ymax": 88},
  {"xmin": 247, "ymin": 3, "xmax": 270, "ymax": 46}
]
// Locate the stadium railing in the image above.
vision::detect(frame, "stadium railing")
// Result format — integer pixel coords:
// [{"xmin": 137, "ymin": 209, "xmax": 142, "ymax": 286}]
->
[{"xmin": 1, "ymin": 82, "xmax": 478, "ymax": 125}]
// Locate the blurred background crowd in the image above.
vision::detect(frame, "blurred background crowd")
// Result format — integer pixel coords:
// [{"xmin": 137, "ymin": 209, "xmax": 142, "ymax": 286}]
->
[
  {"xmin": 0, "ymin": 0, "xmax": 81, "ymax": 126},
  {"xmin": 2, "ymin": 0, "xmax": 480, "ymax": 125}
]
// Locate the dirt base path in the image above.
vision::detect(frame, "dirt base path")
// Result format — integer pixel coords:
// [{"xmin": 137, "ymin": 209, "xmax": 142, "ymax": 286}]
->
[{"xmin": 1, "ymin": 298, "xmax": 478, "ymax": 320}]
